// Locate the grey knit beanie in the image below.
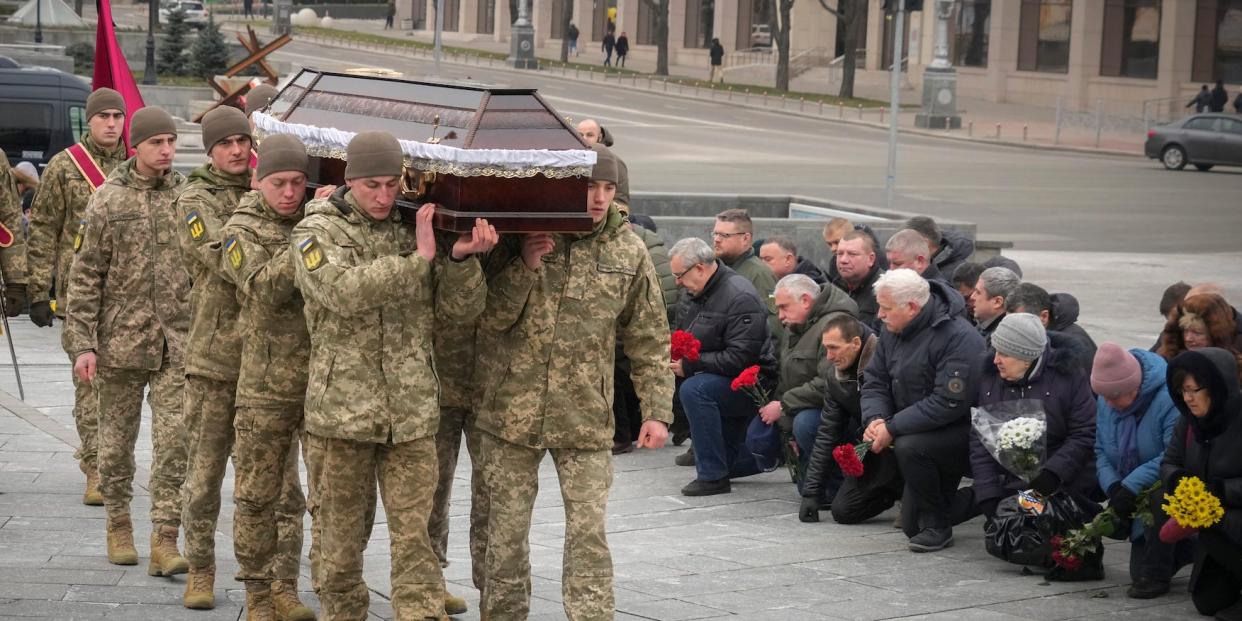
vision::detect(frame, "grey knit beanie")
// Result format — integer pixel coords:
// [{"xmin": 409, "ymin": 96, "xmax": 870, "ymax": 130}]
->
[
  {"xmin": 256, "ymin": 134, "xmax": 309, "ymax": 179},
  {"xmin": 200, "ymin": 106, "xmax": 252, "ymax": 152},
  {"xmin": 86, "ymin": 87, "xmax": 125, "ymax": 119},
  {"xmin": 345, "ymin": 131, "xmax": 404, "ymax": 180},
  {"xmin": 992, "ymin": 313, "xmax": 1047, "ymax": 362},
  {"xmin": 246, "ymin": 84, "xmax": 278, "ymax": 117},
  {"xmin": 589, "ymin": 143, "xmax": 619, "ymax": 184},
  {"xmin": 129, "ymin": 107, "xmax": 177, "ymax": 146}
]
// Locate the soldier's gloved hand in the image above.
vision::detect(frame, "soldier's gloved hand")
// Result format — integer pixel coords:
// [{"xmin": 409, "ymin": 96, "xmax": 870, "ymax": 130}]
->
[
  {"xmin": 4, "ymin": 283, "xmax": 27, "ymax": 317},
  {"xmin": 1108, "ymin": 483, "xmax": 1138, "ymax": 520},
  {"xmin": 798, "ymin": 497, "xmax": 820, "ymax": 523},
  {"xmin": 30, "ymin": 301, "xmax": 55, "ymax": 327}
]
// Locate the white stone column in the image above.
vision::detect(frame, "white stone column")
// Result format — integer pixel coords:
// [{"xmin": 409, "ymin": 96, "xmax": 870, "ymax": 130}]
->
[{"xmin": 1063, "ymin": 0, "xmax": 1101, "ymax": 109}]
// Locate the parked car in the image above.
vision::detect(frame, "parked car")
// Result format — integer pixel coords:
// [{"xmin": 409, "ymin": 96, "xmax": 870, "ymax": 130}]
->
[
  {"xmin": 1145, "ymin": 113, "xmax": 1242, "ymax": 171},
  {"xmin": 0, "ymin": 59, "xmax": 90, "ymax": 171},
  {"xmin": 159, "ymin": 0, "xmax": 209, "ymax": 27},
  {"xmin": 750, "ymin": 24, "xmax": 772, "ymax": 48}
]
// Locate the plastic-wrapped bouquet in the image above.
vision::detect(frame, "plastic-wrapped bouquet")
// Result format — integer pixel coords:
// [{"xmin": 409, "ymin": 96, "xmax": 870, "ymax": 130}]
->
[{"xmin": 972, "ymin": 400, "xmax": 1048, "ymax": 485}]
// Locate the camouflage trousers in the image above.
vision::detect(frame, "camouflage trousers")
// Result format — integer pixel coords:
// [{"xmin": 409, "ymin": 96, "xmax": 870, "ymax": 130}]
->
[
  {"xmin": 95, "ymin": 356, "xmax": 186, "ymax": 527},
  {"xmin": 304, "ymin": 433, "xmax": 443, "ymax": 621},
  {"xmin": 232, "ymin": 405, "xmax": 306, "ymax": 581},
  {"xmin": 67, "ymin": 350, "xmax": 99, "ymax": 474},
  {"xmin": 480, "ymin": 432, "xmax": 615, "ymax": 621},
  {"xmin": 429, "ymin": 407, "xmax": 488, "ymax": 591},
  {"xmin": 180, "ymin": 376, "xmax": 304, "ymax": 571},
  {"xmin": 303, "ymin": 431, "xmax": 378, "ymax": 594}
]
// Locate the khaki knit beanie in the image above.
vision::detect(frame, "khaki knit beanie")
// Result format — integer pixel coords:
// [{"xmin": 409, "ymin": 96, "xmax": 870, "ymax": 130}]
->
[
  {"xmin": 246, "ymin": 84, "xmax": 278, "ymax": 117},
  {"xmin": 344, "ymin": 131, "xmax": 403, "ymax": 180},
  {"xmin": 256, "ymin": 134, "xmax": 309, "ymax": 180},
  {"xmin": 129, "ymin": 107, "xmax": 177, "ymax": 146},
  {"xmin": 589, "ymin": 143, "xmax": 619, "ymax": 184},
  {"xmin": 200, "ymin": 106, "xmax": 252, "ymax": 152},
  {"xmin": 86, "ymin": 87, "xmax": 125, "ymax": 120}
]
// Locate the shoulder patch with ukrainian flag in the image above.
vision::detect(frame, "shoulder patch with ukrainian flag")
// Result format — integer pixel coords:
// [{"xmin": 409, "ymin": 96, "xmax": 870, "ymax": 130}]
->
[
  {"xmin": 225, "ymin": 238, "xmax": 243, "ymax": 270},
  {"xmin": 73, "ymin": 219, "xmax": 86, "ymax": 253},
  {"xmin": 299, "ymin": 236, "xmax": 323, "ymax": 271},
  {"xmin": 185, "ymin": 210, "xmax": 205, "ymax": 241}
]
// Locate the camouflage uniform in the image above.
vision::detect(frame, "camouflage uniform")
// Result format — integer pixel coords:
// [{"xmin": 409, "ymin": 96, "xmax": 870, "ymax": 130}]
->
[
  {"xmin": 474, "ymin": 205, "xmax": 674, "ymax": 620},
  {"xmin": 173, "ymin": 165, "xmax": 304, "ymax": 572},
  {"xmin": 219, "ymin": 191, "xmax": 309, "ymax": 583},
  {"xmin": 62, "ymin": 158, "xmax": 190, "ymax": 527},
  {"xmin": 291, "ymin": 188, "xmax": 485, "ymax": 620},
  {"xmin": 429, "ymin": 320, "xmax": 489, "ymax": 591},
  {"xmin": 25, "ymin": 135, "xmax": 125, "ymax": 474},
  {"xmin": 0, "ymin": 158, "xmax": 27, "ymax": 288}
]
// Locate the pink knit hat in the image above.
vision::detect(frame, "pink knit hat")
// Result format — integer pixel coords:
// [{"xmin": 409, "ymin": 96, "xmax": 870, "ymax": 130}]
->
[{"xmin": 1091, "ymin": 343, "xmax": 1143, "ymax": 397}]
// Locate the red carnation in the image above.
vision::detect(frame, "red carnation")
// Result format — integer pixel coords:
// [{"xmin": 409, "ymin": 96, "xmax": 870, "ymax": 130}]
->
[
  {"xmin": 832, "ymin": 442, "xmax": 870, "ymax": 478},
  {"xmin": 670, "ymin": 330, "xmax": 702, "ymax": 362},
  {"xmin": 729, "ymin": 365, "xmax": 768, "ymax": 406},
  {"xmin": 1051, "ymin": 549, "xmax": 1082, "ymax": 571}
]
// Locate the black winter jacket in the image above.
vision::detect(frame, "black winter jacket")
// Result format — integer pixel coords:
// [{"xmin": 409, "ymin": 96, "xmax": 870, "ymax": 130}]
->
[
  {"xmin": 1050, "ymin": 293, "xmax": 1098, "ymax": 371},
  {"xmin": 829, "ymin": 262, "xmax": 882, "ymax": 331},
  {"xmin": 970, "ymin": 334, "xmax": 1098, "ymax": 504},
  {"xmin": 933, "ymin": 230, "xmax": 975, "ymax": 282},
  {"xmin": 676, "ymin": 262, "xmax": 777, "ymax": 380},
  {"xmin": 802, "ymin": 330, "xmax": 878, "ymax": 499},
  {"xmin": 862, "ymin": 279, "xmax": 986, "ymax": 436},
  {"xmin": 1161, "ymin": 348, "xmax": 1242, "ymax": 549},
  {"xmin": 793, "ymin": 257, "xmax": 829, "ymax": 286}
]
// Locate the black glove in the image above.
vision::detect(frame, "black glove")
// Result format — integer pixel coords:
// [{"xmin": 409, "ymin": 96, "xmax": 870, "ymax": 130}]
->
[
  {"xmin": 1108, "ymin": 483, "xmax": 1138, "ymax": 519},
  {"xmin": 978, "ymin": 497, "xmax": 1000, "ymax": 519},
  {"xmin": 1029, "ymin": 470, "xmax": 1060, "ymax": 497},
  {"xmin": 3, "ymin": 283, "xmax": 26, "ymax": 317},
  {"xmin": 29, "ymin": 300, "xmax": 54, "ymax": 327},
  {"xmin": 798, "ymin": 496, "xmax": 820, "ymax": 523}
]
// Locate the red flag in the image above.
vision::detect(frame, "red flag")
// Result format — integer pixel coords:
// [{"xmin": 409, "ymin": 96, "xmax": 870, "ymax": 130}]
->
[{"xmin": 93, "ymin": 0, "xmax": 146, "ymax": 151}]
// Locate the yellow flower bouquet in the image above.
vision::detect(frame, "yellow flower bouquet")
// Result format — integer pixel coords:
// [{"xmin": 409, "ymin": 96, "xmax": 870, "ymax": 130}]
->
[{"xmin": 1159, "ymin": 476, "xmax": 1225, "ymax": 543}]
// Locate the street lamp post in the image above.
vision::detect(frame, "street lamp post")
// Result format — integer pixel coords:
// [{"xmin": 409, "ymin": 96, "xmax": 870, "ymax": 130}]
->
[
  {"xmin": 507, "ymin": 0, "xmax": 538, "ymax": 69},
  {"xmin": 915, "ymin": 0, "xmax": 960, "ymax": 128},
  {"xmin": 142, "ymin": 0, "xmax": 158, "ymax": 85},
  {"xmin": 34, "ymin": 0, "xmax": 43, "ymax": 44}
]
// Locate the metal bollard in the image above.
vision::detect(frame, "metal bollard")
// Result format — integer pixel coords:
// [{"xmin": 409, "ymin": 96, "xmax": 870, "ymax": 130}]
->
[
  {"xmin": 968, "ymin": 121, "xmax": 973, "ymax": 137},
  {"xmin": 763, "ymin": 92, "xmax": 768, "ymax": 106},
  {"xmin": 818, "ymin": 100, "xmax": 823, "ymax": 115},
  {"xmin": 800, "ymin": 97, "xmax": 804, "ymax": 112},
  {"xmin": 1023, "ymin": 125, "xmax": 1029, "ymax": 141},
  {"xmin": 857, "ymin": 104, "xmax": 863, "ymax": 119},
  {"xmin": 879, "ymin": 106, "xmax": 885, "ymax": 123},
  {"xmin": 838, "ymin": 105, "xmax": 844, "ymax": 119},
  {"xmin": 995, "ymin": 123, "xmax": 1001, "ymax": 138},
  {"xmin": 663, "ymin": 79, "xmax": 668, "ymax": 92},
  {"xmin": 728, "ymin": 86, "xmax": 733, "ymax": 102},
  {"xmin": 744, "ymin": 88, "xmax": 749, "ymax": 104}
]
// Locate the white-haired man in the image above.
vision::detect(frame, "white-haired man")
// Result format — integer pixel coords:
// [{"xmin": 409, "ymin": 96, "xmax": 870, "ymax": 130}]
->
[
  {"xmin": 861, "ymin": 269, "xmax": 985, "ymax": 552},
  {"xmin": 885, "ymin": 229, "xmax": 947, "ymax": 284}
]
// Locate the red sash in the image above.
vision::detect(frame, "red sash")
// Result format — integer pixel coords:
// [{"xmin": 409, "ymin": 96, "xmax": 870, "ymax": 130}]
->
[
  {"xmin": 250, "ymin": 148, "xmax": 259, "ymax": 170},
  {"xmin": 66, "ymin": 143, "xmax": 108, "ymax": 191}
]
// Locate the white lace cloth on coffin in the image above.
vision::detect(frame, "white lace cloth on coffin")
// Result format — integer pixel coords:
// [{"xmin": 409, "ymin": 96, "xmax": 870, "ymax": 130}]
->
[{"xmin": 252, "ymin": 111, "xmax": 596, "ymax": 179}]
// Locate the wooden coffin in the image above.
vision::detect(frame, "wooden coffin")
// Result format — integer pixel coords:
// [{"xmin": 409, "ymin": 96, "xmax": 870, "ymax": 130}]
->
[{"xmin": 258, "ymin": 68, "xmax": 594, "ymax": 233}]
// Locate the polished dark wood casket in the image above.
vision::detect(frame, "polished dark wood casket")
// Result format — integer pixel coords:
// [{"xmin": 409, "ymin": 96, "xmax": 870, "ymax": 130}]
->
[{"xmin": 255, "ymin": 68, "xmax": 595, "ymax": 232}]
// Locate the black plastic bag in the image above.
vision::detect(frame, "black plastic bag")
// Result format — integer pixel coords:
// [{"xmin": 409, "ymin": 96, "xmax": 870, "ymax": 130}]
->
[{"xmin": 984, "ymin": 491, "xmax": 1092, "ymax": 567}]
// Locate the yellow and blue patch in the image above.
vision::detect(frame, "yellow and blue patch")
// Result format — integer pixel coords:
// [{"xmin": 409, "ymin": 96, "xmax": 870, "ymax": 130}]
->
[
  {"xmin": 185, "ymin": 210, "xmax": 205, "ymax": 241},
  {"xmin": 73, "ymin": 219, "xmax": 86, "ymax": 253},
  {"xmin": 299, "ymin": 236, "xmax": 323, "ymax": 271},
  {"xmin": 225, "ymin": 237, "xmax": 243, "ymax": 270}
]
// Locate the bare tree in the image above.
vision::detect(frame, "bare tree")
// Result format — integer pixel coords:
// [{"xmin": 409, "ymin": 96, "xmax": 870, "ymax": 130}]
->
[
  {"xmin": 774, "ymin": 0, "xmax": 794, "ymax": 90},
  {"xmin": 817, "ymin": 0, "xmax": 862, "ymax": 99},
  {"xmin": 559, "ymin": 0, "xmax": 573, "ymax": 61},
  {"xmin": 642, "ymin": 0, "xmax": 671, "ymax": 75}
]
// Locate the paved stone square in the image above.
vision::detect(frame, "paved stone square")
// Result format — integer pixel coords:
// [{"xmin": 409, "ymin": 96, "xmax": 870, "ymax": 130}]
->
[{"xmin": 0, "ymin": 316, "xmax": 1206, "ymax": 620}]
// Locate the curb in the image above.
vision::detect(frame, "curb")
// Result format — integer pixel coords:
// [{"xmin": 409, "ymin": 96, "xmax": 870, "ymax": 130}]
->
[{"xmin": 265, "ymin": 26, "xmax": 1144, "ymax": 159}]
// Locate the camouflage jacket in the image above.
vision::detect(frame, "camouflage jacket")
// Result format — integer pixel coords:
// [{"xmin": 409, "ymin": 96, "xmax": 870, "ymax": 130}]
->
[
  {"xmin": 434, "ymin": 320, "xmax": 477, "ymax": 411},
  {"xmin": 0, "ymin": 158, "xmax": 29, "ymax": 288},
  {"xmin": 27, "ymin": 135, "xmax": 128, "ymax": 305},
  {"xmin": 63, "ymin": 159, "xmax": 190, "ymax": 370},
  {"xmin": 174, "ymin": 164, "xmax": 251, "ymax": 381},
  {"xmin": 221, "ymin": 192, "xmax": 308, "ymax": 407},
  {"xmin": 291, "ymin": 189, "xmax": 486, "ymax": 443},
  {"xmin": 473, "ymin": 205, "xmax": 674, "ymax": 450}
]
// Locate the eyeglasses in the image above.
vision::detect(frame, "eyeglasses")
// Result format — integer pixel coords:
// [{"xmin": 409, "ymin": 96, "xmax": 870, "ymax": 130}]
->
[
  {"xmin": 1180, "ymin": 385, "xmax": 1208, "ymax": 398},
  {"xmin": 711, "ymin": 231, "xmax": 746, "ymax": 240},
  {"xmin": 672, "ymin": 263, "xmax": 700, "ymax": 280}
]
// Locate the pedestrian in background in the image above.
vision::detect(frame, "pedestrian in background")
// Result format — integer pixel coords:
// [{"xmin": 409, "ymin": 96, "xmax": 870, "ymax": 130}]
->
[
  {"xmin": 567, "ymin": 22, "xmax": 580, "ymax": 56},
  {"xmin": 616, "ymin": 31, "xmax": 630, "ymax": 68},
  {"xmin": 1210, "ymin": 80, "xmax": 1229, "ymax": 113},
  {"xmin": 384, "ymin": 0, "xmax": 395, "ymax": 29},
  {"xmin": 243, "ymin": 0, "xmax": 253, "ymax": 19},
  {"xmin": 710, "ymin": 37, "xmax": 725, "ymax": 83},
  {"xmin": 602, "ymin": 31, "xmax": 616, "ymax": 66},
  {"xmin": 1187, "ymin": 85, "xmax": 1211, "ymax": 113}
]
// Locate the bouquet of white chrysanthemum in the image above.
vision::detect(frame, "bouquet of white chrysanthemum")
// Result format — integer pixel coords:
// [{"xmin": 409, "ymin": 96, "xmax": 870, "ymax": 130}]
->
[{"xmin": 972, "ymin": 400, "xmax": 1048, "ymax": 485}]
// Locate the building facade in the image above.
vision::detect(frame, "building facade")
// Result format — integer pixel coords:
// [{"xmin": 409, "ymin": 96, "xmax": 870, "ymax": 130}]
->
[{"xmin": 397, "ymin": 0, "xmax": 1242, "ymax": 110}]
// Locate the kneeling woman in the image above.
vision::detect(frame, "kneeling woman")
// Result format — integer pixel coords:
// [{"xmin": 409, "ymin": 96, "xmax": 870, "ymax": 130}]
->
[
  {"xmin": 959, "ymin": 315, "xmax": 1101, "ymax": 566},
  {"xmin": 1162, "ymin": 348, "xmax": 1242, "ymax": 619}
]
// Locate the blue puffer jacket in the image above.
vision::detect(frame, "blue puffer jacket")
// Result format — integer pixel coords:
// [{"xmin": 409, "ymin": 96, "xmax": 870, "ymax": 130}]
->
[{"xmin": 1094, "ymin": 348, "xmax": 1178, "ymax": 540}]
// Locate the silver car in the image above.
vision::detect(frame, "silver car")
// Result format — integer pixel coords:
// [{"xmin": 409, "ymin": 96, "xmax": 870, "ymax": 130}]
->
[{"xmin": 1145, "ymin": 114, "xmax": 1242, "ymax": 171}]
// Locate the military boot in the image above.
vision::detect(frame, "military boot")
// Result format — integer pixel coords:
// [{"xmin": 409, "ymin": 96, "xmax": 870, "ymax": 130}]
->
[
  {"xmin": 81, "ymin": 464, "xmax": 103, "ymax": 506},
  {"xmin": 105, "ymin": 514, "xmax": 138, "ymax": 565},
  {"xmin": 148, "ymin": 524, "xmax": 190, "ymax": 577},
  {"xmin": 271, "ymin": 579, "xmax": 314, "ymax": 620},
  {"xmin": 183, "ymin": 565, "xmax": 215, "ymax": 609},
  {"xmin": 244, "ymin": 581, "xmax": 276, "ymax": 621},
  {"xmin": 444, "ymin": 591, "xmax": 469, "ymax": 616}
]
